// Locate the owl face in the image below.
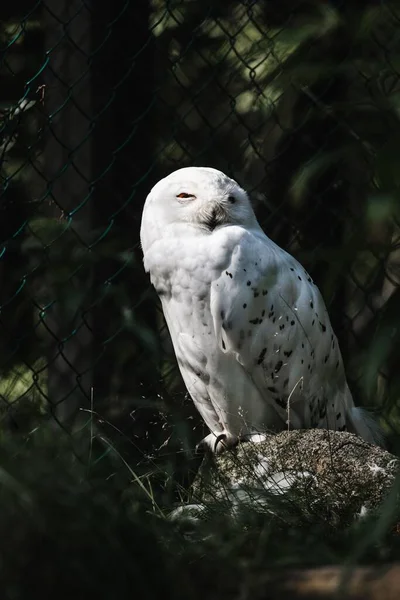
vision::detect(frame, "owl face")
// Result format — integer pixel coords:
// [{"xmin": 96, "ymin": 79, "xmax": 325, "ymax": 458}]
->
[{"xmin": 141, "ymin": 167, "xmax": 258, "ymax": 247}]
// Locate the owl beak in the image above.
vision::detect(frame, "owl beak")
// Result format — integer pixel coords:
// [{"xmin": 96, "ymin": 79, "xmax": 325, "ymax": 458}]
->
[{"xmin": 201, "ymin": 201, "xmax": 229, "ymax": 231}]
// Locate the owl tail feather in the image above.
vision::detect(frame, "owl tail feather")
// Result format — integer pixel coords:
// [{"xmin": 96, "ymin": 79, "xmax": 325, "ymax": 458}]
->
[{"xmin": 347, "ymin": 406, "xmax": 385, "ymax": 448}]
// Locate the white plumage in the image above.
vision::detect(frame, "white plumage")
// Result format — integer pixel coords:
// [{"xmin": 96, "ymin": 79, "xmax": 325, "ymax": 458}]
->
[{"xmin": 140, "ymin": 167, "xmax": 382, "ymax": 452}]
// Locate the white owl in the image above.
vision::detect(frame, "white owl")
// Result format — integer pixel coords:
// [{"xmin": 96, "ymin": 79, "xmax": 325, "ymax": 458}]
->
[{"xmin": 140, "ymin": 167, "xmax": 382, "ymax": 452}]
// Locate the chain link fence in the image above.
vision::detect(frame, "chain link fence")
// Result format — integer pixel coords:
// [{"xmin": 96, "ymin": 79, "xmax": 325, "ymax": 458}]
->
[{"xmin": 1, "ymin": 0, "xmax": 400, "ymax": 454}]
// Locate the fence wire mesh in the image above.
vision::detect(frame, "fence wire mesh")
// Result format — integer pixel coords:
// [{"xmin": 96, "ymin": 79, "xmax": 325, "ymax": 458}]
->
[{"xmin": 1, "ymin": 0, "xmax": 400, "ymax": 453}]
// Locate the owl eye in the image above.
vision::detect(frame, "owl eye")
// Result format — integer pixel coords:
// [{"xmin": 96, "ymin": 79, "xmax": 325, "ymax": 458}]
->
[
  {"xmin": 176, "ymin": 192, "xmax": 196, "ymax": 199},
  {"xmin": 228, "ymin": 195, "xmax": 236, "ymax": 204}
]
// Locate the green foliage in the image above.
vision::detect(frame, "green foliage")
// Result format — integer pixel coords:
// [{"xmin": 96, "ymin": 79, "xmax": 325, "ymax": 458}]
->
[
  {"xmin": 0, "ymin": 427, "xmax": 182, "ymax": 599},
  {"xmin": 0, "ymin": 426, "xmax": 400, "ymax": 597}
]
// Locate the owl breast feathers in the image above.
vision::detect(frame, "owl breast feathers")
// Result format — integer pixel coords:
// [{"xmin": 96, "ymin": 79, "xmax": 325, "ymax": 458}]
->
[{"xmin": 140, "ymin": 166, "xmax": 382, "ymax": 452}]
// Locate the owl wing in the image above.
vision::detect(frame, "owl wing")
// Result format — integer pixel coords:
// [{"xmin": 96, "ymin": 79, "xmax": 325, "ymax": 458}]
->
[{"xmin": 209, "ymin": 228, "xmax": 346, "ymax": 430}]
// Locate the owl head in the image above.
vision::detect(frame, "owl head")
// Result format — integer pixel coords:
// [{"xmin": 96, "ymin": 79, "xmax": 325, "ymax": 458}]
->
[{"xmin": 141, "ymin": 167, "xmax": 259, "ymax": 252}]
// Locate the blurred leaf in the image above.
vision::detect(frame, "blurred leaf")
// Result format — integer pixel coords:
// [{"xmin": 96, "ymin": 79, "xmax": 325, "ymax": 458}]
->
[
  {"xmin": 375, "ymin": 133, "xmax": 400, "ymax": 191},
  {"xmin": 362, "ymin": 287, "xmax": 400, "ymax": 398},
  {"xmin": 289, "ymin": 151, "xmax": 341, "ymax": 207},
  {"xmin": 366, "ymin": 194, "xmax": 398, "ymax": 224}
]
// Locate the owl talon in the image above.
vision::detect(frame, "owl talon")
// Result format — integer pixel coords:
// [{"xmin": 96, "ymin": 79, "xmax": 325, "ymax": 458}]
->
[
  {"xmin": 196, "ymin": 431, "xmax": 239, "ymax": 454},
  {"xmin": 214, "ymin": 433, "xmax": 227, "ymax": 452}
]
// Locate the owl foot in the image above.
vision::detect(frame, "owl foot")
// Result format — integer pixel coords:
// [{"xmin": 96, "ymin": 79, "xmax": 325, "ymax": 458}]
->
[
  {"xmin": 196, "ymin": 431, "xmax": 239, "ymax": 454},
  {"xmin": 242, "ymin": 432, "xmax": 268, "ymax": 444}
]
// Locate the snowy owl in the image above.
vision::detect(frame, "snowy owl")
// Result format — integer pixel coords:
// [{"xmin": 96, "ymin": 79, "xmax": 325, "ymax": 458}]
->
[{"xmin": 140, "ymin": 167, "xmax": 382, "ymax": 452}]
